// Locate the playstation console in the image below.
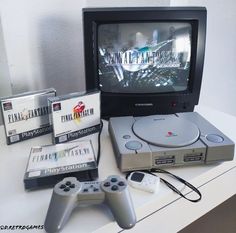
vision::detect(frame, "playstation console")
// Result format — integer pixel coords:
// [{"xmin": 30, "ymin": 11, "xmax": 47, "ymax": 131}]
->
[{"xmin": 109, "ymin": 112, "xmax": 235, "ymax": 172}]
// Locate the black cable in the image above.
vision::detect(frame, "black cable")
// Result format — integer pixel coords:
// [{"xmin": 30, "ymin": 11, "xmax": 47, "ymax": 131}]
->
[
  {"xmin": 126, "ymin": 168, "xmax": 202, "ymax": 203},
  {"xmin": 96, "ymin": 120, "xmax": 103, "ymax": 166},
  {"xmin": 152, "ymin": 168, "xmax": 201, "ymax": 202}
]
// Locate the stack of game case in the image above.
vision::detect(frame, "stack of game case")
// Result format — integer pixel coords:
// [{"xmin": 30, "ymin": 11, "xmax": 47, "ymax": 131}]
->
[
  {"xmin": 0, "ymin": 89, "xmax": 101, "ymax": 189},
  {"xmin": 24, "ymin": 140, "xmax": 98, "ymax": 190},
  {"xmin": 0, "ymin": 88, "xmax": 56, "ymax": 145}
]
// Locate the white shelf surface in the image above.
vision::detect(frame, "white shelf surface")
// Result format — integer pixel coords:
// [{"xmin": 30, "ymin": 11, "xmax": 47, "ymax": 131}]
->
[{"xmin": 0, "ymin": 105, "xmax": 235, "ymax": 233}]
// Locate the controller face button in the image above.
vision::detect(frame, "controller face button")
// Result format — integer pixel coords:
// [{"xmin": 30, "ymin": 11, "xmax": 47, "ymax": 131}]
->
[
  {"xmin": 118, "ymin": 181, "xmax": 125, "ymax": 186},
  {"xmin": 83, "ymin": 188, "xmax": 88, "ymax": 192},
  {"xmin": 93, "ymin": 188, "xmax": 99, "ymax": 192},
  {"xmin": 70, "ymin": 184, "xmax": 75, "ymax": 188},
  {"xmin": 111, "ymin": 185, "xmax": 119, "ymax": 191},
  {"xmin": 111, "ymin": 178, "xmax": 117, "ymax": 183},
  {"xmin": 64, "ymin": 187, "xmax": 70, "ymax": 192},
  {"xmin": 66, "ymin": 181, "xmax": 71, "ymax": 186},
  {"xmin": 104, "ymin": 182, "xmax": 111, "ymax": 187},
  {"xmin": 60, "ymin": 184, "xmax": 66, "ymax": 189}
]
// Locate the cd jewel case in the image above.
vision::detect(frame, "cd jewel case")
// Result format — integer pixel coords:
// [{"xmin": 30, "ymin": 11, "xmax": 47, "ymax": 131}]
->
[
  {"xmin": 0, "ymin": 88, "xmax": 56, "ymax": 145},
  {"xmin": 24, "ymin": 140, "xmax": 98, "ymax": 190},
  {"xmin": 48, "ymin": 91, "xmax": 101, "ymax": 144}
]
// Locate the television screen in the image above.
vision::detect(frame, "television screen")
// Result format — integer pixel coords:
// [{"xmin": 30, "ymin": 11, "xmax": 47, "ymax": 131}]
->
[{"xmin": 98, "ymin": 22, "xmax": 192, "ymax": 93}]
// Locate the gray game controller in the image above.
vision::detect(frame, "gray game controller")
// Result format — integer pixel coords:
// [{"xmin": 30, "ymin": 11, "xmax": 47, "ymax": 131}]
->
[{"xmin": 44, "ymin": 175, "xmax": 137, "ymax": 232}]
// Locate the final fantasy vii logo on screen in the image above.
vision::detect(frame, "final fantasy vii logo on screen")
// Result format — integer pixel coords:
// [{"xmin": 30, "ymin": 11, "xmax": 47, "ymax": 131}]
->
[{"xmin": 98, "ymin": 22, "xmax": 192, "ymax": 93}]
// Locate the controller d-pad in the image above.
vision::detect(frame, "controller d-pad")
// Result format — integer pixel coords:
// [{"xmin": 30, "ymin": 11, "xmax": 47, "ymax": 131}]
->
[
  {"xmin": 64, "ymin": 187, "xmax": 70, "ymax": 192},
  {"xmin": 111, "ymin": 185, "xmax": 119, "ymax": 191},
  {"xmin": 118, "ymin": 181, "xmax": 125, "ymax": 186},
  {"xmin": 60, "ymin": 184, "xmax": 66, "ymax": 189},
  {"xmin": 60, "ymin": 180, "xmax": 77, "ymax": 191},
  {"xmin": 104, "ymin": 182, "xmax": 110, "ymax": 187}
]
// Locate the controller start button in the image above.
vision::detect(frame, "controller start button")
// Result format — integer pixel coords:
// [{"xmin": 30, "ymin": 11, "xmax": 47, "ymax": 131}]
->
[{"xmin": 125, "ymin": 141, "xmax": 142, "ymax": 150}]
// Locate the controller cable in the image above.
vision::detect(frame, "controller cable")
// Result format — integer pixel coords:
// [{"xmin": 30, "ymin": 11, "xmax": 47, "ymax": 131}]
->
[
  {"xmin": 96, "ymin": 120, "xmax": 103, "ymax": 166},
  {"xmin": 126, "ymin": 168, "xmax": 202, "ymax": 203}
]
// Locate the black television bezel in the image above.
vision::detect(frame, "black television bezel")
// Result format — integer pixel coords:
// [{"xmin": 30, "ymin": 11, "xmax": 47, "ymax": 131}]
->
[{"xmin": 83, "ymin": 7, "xmax": 207, "ymax": 119}]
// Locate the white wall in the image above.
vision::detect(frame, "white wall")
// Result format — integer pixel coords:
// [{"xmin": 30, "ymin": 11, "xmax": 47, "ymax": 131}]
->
[
  {"xmin": 0, "ymin": 18, "xmax": 12, "ymax": 125},
  {"xmin": 0, "ymin": 0, "xmax": 169, "ymax": 125},
  {"xmin": 0, "ymin": 0, "xmax": 236, "ymax": 124},
  {"xmin": 0, "ymin": 19, "xmax": 11, "ymax": 97},
  {"xmin": 0, "ymin": 0, "xmax": 87, "ymax": 95},
  {"xmin": 0, "ymin": 0, "xmax": 169, "ymax": 95},
  {"xmin": 171, "ymin": 0, "xmax": 236, "ymax": 116}
]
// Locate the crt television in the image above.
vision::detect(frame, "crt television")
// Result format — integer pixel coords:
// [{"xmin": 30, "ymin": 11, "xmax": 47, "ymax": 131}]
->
[{"xmin": 83, "ymin": 7, "xmax": 207, "ymax": 119}]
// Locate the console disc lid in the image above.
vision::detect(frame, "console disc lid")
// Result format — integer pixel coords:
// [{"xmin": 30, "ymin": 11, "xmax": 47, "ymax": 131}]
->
[{"xmin": 132, "ymin": 115, "xmax": 200, "ymax": 148}]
